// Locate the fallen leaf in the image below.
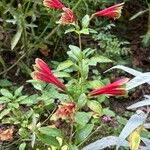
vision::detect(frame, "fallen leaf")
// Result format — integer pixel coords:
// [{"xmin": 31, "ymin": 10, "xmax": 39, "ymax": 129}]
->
[{"xmin": 0, "ymin": 127, "xmax": 14, "ymax": 141}]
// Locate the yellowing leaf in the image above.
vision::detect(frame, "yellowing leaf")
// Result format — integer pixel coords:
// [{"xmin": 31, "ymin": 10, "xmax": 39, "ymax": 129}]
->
[
  {"xmin": 61, "ymin": 145, "xmax": 68, "ymax": 150},
  {"xmin": 128, "ymin": 126, "xmax": 143, "ymax": 150}
]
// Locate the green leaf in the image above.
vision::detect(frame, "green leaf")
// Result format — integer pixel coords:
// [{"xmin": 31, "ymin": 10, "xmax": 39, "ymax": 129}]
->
[
  {"xmin": 19, "ymin": 142, "xmax": 26, "ymax": 150},
  {"xmin": 8, "ymin": 103, "xmax": 19, "ymax": 109},
  {"xmin": 82, "ymin": 59, "xmax": 89, "ymax": 79},
  {"xmin": 130, "ymin": 9, "xmax": 148, "ymax": 20},
  {"xmin": 80, "ymin": 28, "xmax": 89, "ymax": 35},
  {"xmin": 57, "ymin": 60, "xmax": 73, "ymax": 71},
  {"xmin": 0, "ymin": 97, "xmax": 11, "ymax": 104},
  {"xmin": 37, "ymin": 133, "xmax": 60, "ymax": 147},
  {"xmin": 0, "ymin": 108, "xmax": 11, "ymax": 119},
  {"xmin": 77, "ymin": 93, "xmax": 87, "ymax": 108},
  {"xmin": 75, "ymin": 124, "xmax": 94, "ymax": 144},
  {"xmin": 87, "ymin": 100, "xmax": 102, "ymax": 115},
  {"xmin": 65, "ymin": 27, "xmax": 75, "ymax": 34},
  {"xmin": 68, "ymin": 144, "xmax": 79, "ymax": 150},
  {"xmin": 88, "ymin": 80, "xmax": 104, "ymax": 89},
  {"xmin": 82, "ymin": 15, "xmax": 90, "ymax": 28},
  {"xmin": 38, "ymin": 127, "xmax": 62, "ymax": 137},
  {"xmin": 0, "ymin": 89, "xmax": 13, "ymax": 98},
  {"xmin": 0, "ymin": 79, "xmax": 12, "ymax": 87},
  {"xmin": 14, "ymin": 86, "xmax": 23, "ymax": 97},
  {"xmin": 69, "ymin": 45, "xmax": 82, "ymax": 61},
  {"xmin": 19, "ymin": 128, "xmax": 30, "ymax": 138},
  {"xmin": 89, "ymin": 56, "xmax": 112, "ymax": 66},
  {"xmin": 54, "ymin": 71, "xmax": 71, "ymax": 78},
  {"xmin": 75, "ymin": 112, "xmax": 92, "ymax": 126},
  {"xmin": 27, "ymin": 80, "xmax": 46, "ymax": 91},
  {"xmin": 103, "ymin": 108, "xmax": 115, "ymax": 117},
  {"xmin": 142, "ymin": 31, "xmax": 150, "ymax": 47},
  {"xmin": 11, "ymin": 27, "xmax": 23, "ymax": 50}
]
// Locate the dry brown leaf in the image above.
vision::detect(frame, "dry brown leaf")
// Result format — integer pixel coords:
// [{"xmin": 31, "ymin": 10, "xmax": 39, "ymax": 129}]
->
[
  {"xmin": 39, "ymin": 48, "xmax": 50, "ymax": 57},
  {"xmin": 0, "ymin": 127, "xmax": 14, "ymax": 141}
]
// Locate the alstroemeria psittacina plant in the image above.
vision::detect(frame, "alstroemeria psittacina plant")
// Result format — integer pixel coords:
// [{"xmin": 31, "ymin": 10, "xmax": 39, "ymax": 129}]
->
[
  {"xmin": 93, "ymin": 2, "xmax": 124, "ymax": 20},
  {"xmin": 43, "ymin": 0, "xmax": 64, "ymax": 9},
  {"xmin": 59, "ymin": 7, "xmax": 76, "ymax": 25},
  {"xmin": 52, "ymin": 102, "xmax": 76, "ymax": 120},
  {"xmin": 89, "ymin": 78, "xmax": 129, "ymax": 97},
  {"xmin": 31, "ymin": 58, "xmax": 66, "ymax": 91}
]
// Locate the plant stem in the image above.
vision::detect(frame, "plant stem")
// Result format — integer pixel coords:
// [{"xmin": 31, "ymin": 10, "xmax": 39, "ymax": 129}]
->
[
  {"xmin": 78, "ymin": 33, "xmax": 82, "ymax": 50},
  {"xmin": 77, "ymin": 125, "xmax": 103, "ymax": 148},
  {"xmin": 41, "ymin": 106, "xmax": 57, "ymax": 125},
  {"xmin": 72, "ymin": 0, "xmax": 82, "ymax": 10},
  {"xmin": 69, "ymin": 117, "xmax": 75, "ymax": 144}
]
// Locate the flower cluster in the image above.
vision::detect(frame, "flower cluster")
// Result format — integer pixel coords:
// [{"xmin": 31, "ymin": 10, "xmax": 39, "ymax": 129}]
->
[{"xmin": 43, "ymin": 0, "xmax": 76, "ymax": 25}]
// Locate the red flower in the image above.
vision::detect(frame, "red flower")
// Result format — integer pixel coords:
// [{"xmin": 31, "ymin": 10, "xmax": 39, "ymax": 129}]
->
[
  {"xmin": 43, "ymin": 0, "xmax": 64, "ymax": 9},
  {"xmin": 31, "ymin": 58, "xmax": 66, "ymax": 91},
  {"xmin": 93, "ymin": 2, "xmax": 124, "ymax": 20},
  {"xmin": 54, "ymin": 102, "xmax": 76, "ymax": 120},
  {"xmin": 89, "ymin": 78, "xmax": 129, "ymax": 97},
  {"xmin": 58, "ymin": 7, "xmax": 76, "ymax": 25}
]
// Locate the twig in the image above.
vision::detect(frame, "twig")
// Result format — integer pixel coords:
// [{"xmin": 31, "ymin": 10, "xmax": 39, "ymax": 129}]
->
[{"xmin": 0, "ymin": 53, "xmax": 26, "ymax": 76}]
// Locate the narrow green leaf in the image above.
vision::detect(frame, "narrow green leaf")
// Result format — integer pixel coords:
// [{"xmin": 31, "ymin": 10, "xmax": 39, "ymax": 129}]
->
[
  {"xmin": 0, "ymin": 108, "xmax": 11, "ymax": 119},
  {"xmin": 15, "ymin": 86, "xmax": 23, "ymax": 97},
  {"xmin": 80, "ymin": 28, "xmax": 89, "ymax": 35},
  {"xmin": 82, "ymin": 15, "xmax": 90, "ymax": 28},
  {"xmin": 87, "ymin": 100, "xmax": 102, "ymax": 115},
  {"xmin": 89, "ymin": 56, "xmax": 112, "ymax": 66},
  {"xmin": 69, "ymin": 45, "xmax": 82, "ymax": 61},
  {"xmin": 75, "ymin": 112, "xmax": 92, "ymax": 127},
  {"xmin": 0, "ymin": 89, "xmax": 13, "ymax": 98},
  {"xmin": 130, "ymin": 9, "xmax": 148, "ymax": 21},
  {"xmin": 0, "ymin": 79, "xmax": 12, "ymax": 87},
  {"xmin": 57, "ymin": 60, "xmax": 73, "ymax": 71},
  {"xmin": 77, "ymin": 93, "xmax": 87, "ymax": 108},
  {"xmin": 65, "ymin": 27, "xmax": 75, "ymax": 34},
  {"xmin": 39, "ymin": 127, "xmax": 62, "ymax": 137},
  {"xmin": 11, "ymin": 27, "xmax": 23, "ymax": 50},
  {"xmin": 37, "ymin": 133, "xmax": 60, "ymax": 147},
  {"xmin": 0, "ymin": 97, "xmax": 11, "ymax": 104},
  {"xmin": 75, "ymin": 124, "xmax": 94, "ymax": 144},
  {"xmin": 19, "ymin": 142, "xmax": 26, "ymax": 150}
]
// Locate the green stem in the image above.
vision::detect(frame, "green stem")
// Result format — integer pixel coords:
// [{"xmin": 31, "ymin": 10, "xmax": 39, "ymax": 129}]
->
[
  {"xmin": 72, "ymin": 0, "xmax": 83, "ymax": 10},
  {"xmin": 78, "ymin": 33, "xmax": 82, "ymax": 50},
  {"xmin": 41, "ymin": 106, "xmax": 57, "ymax": 125},
  {"xmin": 69, "ymin": 119, "xmax": 74, "ymax": 144}
]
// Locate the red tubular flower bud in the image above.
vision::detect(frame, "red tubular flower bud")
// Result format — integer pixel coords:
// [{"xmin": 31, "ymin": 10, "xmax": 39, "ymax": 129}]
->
[
  {"xmin": 43, "ymin": 0, "xmax": 64, "ymax": 9},
  {"xmin": 31, "ymin": 58, "xmax": 66, "ymax": 91},
  {"xmin": 93, "ymin": 2, "xmax": 124, "ymax": 20},
  {"xmin": 89, "ymin": 78, "xmax": 129, "ymax": 97}
]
